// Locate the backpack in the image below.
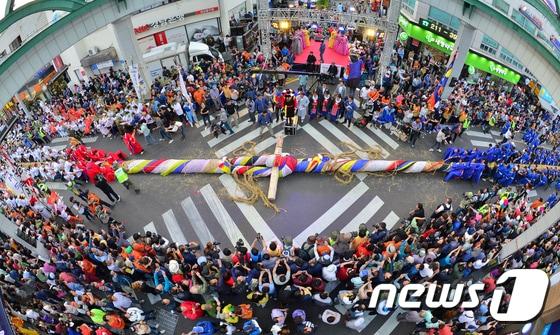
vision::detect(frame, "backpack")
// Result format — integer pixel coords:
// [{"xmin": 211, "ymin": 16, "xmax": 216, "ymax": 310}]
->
[
  {"xmin": 194, "ymin": 321, "xmax": 215, "ymax": 335},
  {"xmin": 298, "ymin": 243, "xmax": 314, "ymax": 261}
]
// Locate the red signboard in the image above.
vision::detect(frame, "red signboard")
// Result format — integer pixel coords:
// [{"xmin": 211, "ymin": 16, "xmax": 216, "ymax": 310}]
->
[
  {"xmin": 134, "ymin": 24, "xmax": 150, "ymax": 34},
  {"xmin": 153, "ymin": 31, "xmax": 168, "ymax": 46},
  {"xmin": 194, "ymin": 6, "xmax": 219, "ymax": 15},
  {"xmin": 52, "ymin": 55, "xmax": 64, "ymax": 72}
]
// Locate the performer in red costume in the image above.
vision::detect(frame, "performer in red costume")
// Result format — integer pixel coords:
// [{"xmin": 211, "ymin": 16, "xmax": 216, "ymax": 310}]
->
[{"xmin": 123, "ymin": 130, "xmax": 144, "ymax": 155}]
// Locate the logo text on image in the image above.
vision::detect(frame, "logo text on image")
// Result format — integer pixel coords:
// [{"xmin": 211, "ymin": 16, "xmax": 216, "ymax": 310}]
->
[{"xmin": 368, "ymin": 269, "xmax": 549, "ymax": 322}]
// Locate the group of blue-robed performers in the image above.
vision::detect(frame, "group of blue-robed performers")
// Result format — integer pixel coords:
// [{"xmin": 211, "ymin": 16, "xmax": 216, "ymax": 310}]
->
[{"xmin": 442, "ymin": 130, "xmax": 560, "ymax": 188}]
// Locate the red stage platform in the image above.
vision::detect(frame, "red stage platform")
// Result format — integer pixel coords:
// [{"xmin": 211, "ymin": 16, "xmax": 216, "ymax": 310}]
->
[{"xmin": 294, "ymin": 40, "xmax": 350, "ymax": 67}]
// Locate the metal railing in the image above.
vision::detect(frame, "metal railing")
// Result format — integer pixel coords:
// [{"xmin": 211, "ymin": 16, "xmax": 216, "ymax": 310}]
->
[{"xmin": 266, "ymin": 8, "xmax": 399, "ymax": 32}]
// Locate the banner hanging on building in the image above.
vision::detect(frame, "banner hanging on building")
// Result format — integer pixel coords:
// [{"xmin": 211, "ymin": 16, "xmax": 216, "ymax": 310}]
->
[
  {"xmin": 128, "ymin": 63, "xmax": 142, "ymax": 101},
  {"xmin": 178, "ymin": 67, "xmax": 190, "ymax": 102}
]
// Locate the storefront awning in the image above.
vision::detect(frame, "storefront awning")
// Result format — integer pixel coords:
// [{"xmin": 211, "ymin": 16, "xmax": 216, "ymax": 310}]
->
[{"xmin": 80, "ymin": 47, "xmax": 118, "ymax": 67}]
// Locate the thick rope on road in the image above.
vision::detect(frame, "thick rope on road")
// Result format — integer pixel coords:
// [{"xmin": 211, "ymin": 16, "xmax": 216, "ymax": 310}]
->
[{"xmin": 121, "ymin": 142, "xmax": 450, "ymax": 209}]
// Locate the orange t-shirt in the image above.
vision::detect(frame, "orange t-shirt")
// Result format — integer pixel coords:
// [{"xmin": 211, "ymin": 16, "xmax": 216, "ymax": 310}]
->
[
  {"xmin": 368, "ymin": 90, "xmax": 380, "ymax": 101},
  {"xmin": 106, "ymin": 314, "xmax": 125, "ymax": 330},
  {"xmin": 78, "ymin": 324, "xmax": 93, "ymax": 335}
]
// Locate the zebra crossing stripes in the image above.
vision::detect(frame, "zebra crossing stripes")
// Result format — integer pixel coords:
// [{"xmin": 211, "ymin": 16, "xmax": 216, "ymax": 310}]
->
[
  {"xmin": 143, "ymin": 222, "xmax": 157, "ymax": 233},
  {"xmin": 215, "ymin": 126, "xmax": 278, "ymax": 158},
  {"xmin": 302, "ymin": 123, "xmax": 343, "ymax": 155},
  {"xmin": 181, "ymin": 197, "xmax": 216, "ymax": 244},
  {"xmin": 318, "ymin": 120, "xmax": 368, "ymax": 180},
  {"xmin": 294, "ymin": 182, "xmax": 369, "ymax": 246},
  {"xmin": 346, "ymin": 125, "xmax": 390, "ymax": 158},
  {"xmin": 50, "ymin": 145, "xmax": 68, "ymax": 152},
  {"xmin": 470, "ymin": 139, "xmax": 495, "ymax": 148},
  {"xmin": 254, "ymin": 132, "xmax": 283, "ymax": 154},
  {"xmin": 465, "ymin": 130, "xmax": 493, "ymax": 139},
  {"xmin": 319, "ymin": 120, "xmax": 369, "ymax": 159},
  {"xmin": 219, "ymin": 174, "xmax": 279, "ymax": 242},
  {"xmin": 162, "ymin": 209, "xmax": 188, "ymax": 245},
  {"xmin": 383, "ymin": 211, "xmax": 400, "ymax": 230},
  {"xmin": 199, "ymin": 184, "xmax": 249, "ymax": 247},
  {"xmin": 82, "ymin": 136, "xmax": 99, "ymax": 144},
  {"xmin": 49, "ymin": 136, "xmax": 98, "ymax": 152},
  {"xmin": 201, "ymin": 108, "xmax": 249, "ymax": 137},
  {"xmin": 45, "ymin": 182, "xmax": 67, "ymax": 190},
  {"xmin": 51, "ymin": 137, "xmax": 68, "ymax": 144},
  {"xmin": 195, "ymin": 115, "xmax": 214, "ymax": 128},
  {"xmin": 340, "ymin": 196, "xmax": 384, "ymax": 233},
  {"xmin": 490, "ymin": 130, "xmax": 501, "ymax": 137},
  {"xmin": 368, "ymin": 127, "xmax": 399, "ymax": 150},
  {"xmin": 207, "ymin": 118, "xmax": 255, "ymax": 148},
  {"xmin": 374, "ymin": 309, "xmax": 402, "ymax": 335}
]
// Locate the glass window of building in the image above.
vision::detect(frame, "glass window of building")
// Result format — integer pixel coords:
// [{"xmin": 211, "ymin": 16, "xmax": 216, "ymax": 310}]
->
[
  {"xmin": 492, "ymin": 0, "xmax": 510, "ymax": 14},
  {"xmin": 428, "ymin": 6, "xmax": 461, "ymax": 31},
  {"xmin": 511, "ymin": 9, "xmax": 537, "ymax": 35},
  {"xmin": 402, "ymin": 0, "xmax": 416, "ymax": 15},
  {"xmin": 499, "ymin": 47, "xmax": 524, "ymax": 70},
  {"xmin": 480, "ymin": 35, "xmax": 499, "ymax": 55}
]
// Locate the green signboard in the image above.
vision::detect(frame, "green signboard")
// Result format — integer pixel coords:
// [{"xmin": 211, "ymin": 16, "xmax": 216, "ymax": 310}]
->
[{"xmin": 399, "ymin": 15, "xmax": 521, "ymax": 84}]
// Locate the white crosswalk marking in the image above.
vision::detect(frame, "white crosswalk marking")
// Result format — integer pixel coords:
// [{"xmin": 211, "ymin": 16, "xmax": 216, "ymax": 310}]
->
[
  {"xmin": 195, "ymin": 115, "xmax": 214, "ymax": 128},
  {"xmin": 50, "ymin": 144, "xmax": 67, "ymax": 151},
  {"xmin": 82, "ymin": 136, "xmax": 98, "ymax": 144},
  {"xmin": 162, "ymin": 209, "xmax": 188, "ymax": 245},
  {"xmin": 199, "ymin": 184, "xmax": 249, "ymax": 246},
  {"xmin": 45, "ymin": 182, "xmax": 66, "ymax": 190},
  {"xmin": 490, "ymin": 130, "xmax": 501, "ymax": 136},
  {"xmin": 347, "ymin": 124, "xmax": 390, "ymax": 158},
  {"xmin": 51, "ymin": 137, "xmax": 68, "ymax": 144},
  {"xmin": 319, "ymin": 120, "xmax": 368, "ymax": 159},
  {"xmin": 219, "ymin": 175, "xmax": 279, "ymax": 242},
  {"xmin": 383, "ymin": 211, "xmax": 400, "ymax": 230},
  {"xmin": 143, "ymin": 222, "xmax": 157, "ymax": 233},
  {"xmin": 374, "ymin": 309, "xmax": 402, "ymax": 335},
  {"xmin": 470, "ymin": 139, "xmax": 495, "ymax": 148},
  {"xmin": 294, "ymin": 182, "xmax": 369, "ymax": 246},
  {"xmin": 341, "ymin": 196, "xmax": 384, "ymax": 233},
  {"xmin": 201, "ymin": 108, "xmax": 249, "ymax": 137},
  {"xmin": 215, "ymin": 127, "xmax": 268, "ymax": 158},
  {"xmin": 465, "ymin": 130, "xmax": 493, "ymax": 139},
  {"xmin": 368, "ymin": 127, "xmax": 400, "ymax": 150},
  {"xmin": 318, "ymin": 120, "xmax": 368, "ymax": 180},
  {"xmin": 527, "ymin": 189, "xmax": 538, "ymax": 198},
  {"xmin": 208, "ymin": 118, "xmax": 254, "ymax": 148},
  {"xmin": 302, "ymin": 123, "xmax": 343, "ymax": 155},
  {"xmin": 181, "ymin": 197, "xmax": 215, "ymax": 244},
  {"xmin": 254, "ymin": 132, "xmax": 283, "ymax": 154}
]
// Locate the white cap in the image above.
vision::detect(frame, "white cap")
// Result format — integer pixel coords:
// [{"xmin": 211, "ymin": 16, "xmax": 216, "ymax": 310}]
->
[{"xmin": 168, "ymin": 260, "xmax": 180, "ymax": 274}]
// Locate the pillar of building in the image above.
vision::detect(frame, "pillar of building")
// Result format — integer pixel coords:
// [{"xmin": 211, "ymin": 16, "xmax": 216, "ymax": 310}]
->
[
  {"xmin": 15, "ymin": 94, "xmax": 30, "ymax": 117},
  {"xmin": 246, "ymin": 0, "xmax": 254, "ymax": 13},
  {"xmin": 377, "ymin": 0, "xmax": 401, "ymax": 82},
  {"xmin": 441, "ymin": 23, "xmax": 476, "ymax": 99},
  {"xmin": 219, "ymin": 0, "xmax": 231, "ymax": 37},
  {"xmin": 110, "ymin": 16, "xmax": 152, "ymax": 100}
]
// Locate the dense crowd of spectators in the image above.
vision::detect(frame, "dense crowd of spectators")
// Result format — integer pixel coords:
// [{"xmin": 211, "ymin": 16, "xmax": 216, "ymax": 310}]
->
[{"xmin": 0, "ymin": 12, "xmax": 558, "ymax": 335}]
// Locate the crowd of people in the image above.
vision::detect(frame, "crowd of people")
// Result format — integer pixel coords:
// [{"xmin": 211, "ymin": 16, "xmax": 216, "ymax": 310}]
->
[{"xmin": 0, "ymin": 9, "xmax": 559, "ymax": 335}]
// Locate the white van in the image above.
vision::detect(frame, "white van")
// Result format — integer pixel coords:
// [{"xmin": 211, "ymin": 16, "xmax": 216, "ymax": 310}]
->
[
  {"xmin": 143, "ymin": 42, "xmax": 223, "ymax": 78},
  {"xmin": 189, "ymin": 41, "xmax": 223, "ymax": 63}
]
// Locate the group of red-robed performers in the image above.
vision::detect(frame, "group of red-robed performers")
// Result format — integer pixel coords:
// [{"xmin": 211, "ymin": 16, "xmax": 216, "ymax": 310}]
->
[
  {"xmin": 65, "ymin": 129, "xmax": 145, "ymax": 184},
  {"xmin": 67, "ymin": 144, "xmax": 127, "ymax": 183}
]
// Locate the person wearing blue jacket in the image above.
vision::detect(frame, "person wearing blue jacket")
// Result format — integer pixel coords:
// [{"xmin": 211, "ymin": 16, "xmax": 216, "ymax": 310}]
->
[{"xmin": 344, "ymin": 96, "xmax": 357, "ymax": 127}]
